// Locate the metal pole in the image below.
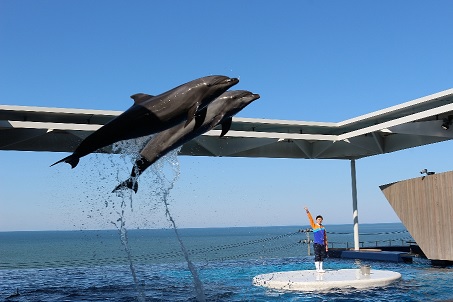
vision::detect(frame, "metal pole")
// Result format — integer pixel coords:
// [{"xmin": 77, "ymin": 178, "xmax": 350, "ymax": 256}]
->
[
  {"xmin": 351, "ymin": 159, "xmax": 360, "ymax": 250},
  {"xmin": 307, "ymin": 231, "xmax": 311, "ymax": 256}
]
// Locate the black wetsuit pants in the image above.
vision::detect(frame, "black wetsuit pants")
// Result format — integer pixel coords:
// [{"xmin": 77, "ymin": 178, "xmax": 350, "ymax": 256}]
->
[{"xmin": 314, "ymin": 243, "xmax": 327, "ymax": 261}]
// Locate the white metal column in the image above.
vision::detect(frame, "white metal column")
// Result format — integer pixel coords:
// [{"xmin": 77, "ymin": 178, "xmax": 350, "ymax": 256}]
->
[{"xmin": 350, "ymin": 159, "xmax": 360, "ymax": 250}]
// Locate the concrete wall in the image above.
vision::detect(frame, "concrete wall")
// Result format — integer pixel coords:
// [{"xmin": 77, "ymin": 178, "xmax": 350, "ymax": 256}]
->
[{"xmin": 380, "ymin": 171, "xmax": 453, "ymax": 261}]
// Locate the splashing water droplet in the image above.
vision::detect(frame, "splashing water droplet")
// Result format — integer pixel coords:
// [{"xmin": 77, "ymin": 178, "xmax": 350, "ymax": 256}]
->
[{"xmin": 111, "ymin": 137, "xmax": 206, "ymax": 301}]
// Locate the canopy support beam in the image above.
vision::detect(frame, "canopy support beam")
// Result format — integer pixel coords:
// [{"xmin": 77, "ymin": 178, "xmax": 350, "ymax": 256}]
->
[{"xmin": 351, "ymin": 159, "xmax": 360, "ymax": 250}]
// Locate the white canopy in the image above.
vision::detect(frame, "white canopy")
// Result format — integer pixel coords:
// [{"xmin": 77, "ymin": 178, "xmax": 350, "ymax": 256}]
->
[{"xmin": 1, "ymin": 88, "xmax": 453, "ymax": 159}]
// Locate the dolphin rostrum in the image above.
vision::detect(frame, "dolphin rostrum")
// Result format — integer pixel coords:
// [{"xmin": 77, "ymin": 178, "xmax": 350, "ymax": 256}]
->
[
  {"xmin": 51, "ymin": 75, "xmax": 239, "ymax": 168},
  {"xmin": 113, "ymin": 90, "xmax": 260, "ymax": 193}
]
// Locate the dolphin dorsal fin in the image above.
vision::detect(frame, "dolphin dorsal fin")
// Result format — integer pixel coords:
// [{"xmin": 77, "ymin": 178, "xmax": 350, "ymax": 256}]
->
[
  {"xmin": 220, "ymin": 117, "xmax": 233, "ymax": 137},
  {"xmin": 130, "ymin": 93, "xmax": 153, "ymax": 104}
]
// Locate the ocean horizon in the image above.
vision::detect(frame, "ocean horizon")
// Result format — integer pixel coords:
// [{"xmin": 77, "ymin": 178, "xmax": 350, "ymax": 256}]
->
[{"xmin": 0, "ymin": 221, "xmax": 405, "ymax": 233}]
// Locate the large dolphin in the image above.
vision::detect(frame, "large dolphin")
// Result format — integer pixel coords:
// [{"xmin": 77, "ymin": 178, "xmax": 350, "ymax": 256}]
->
[
  {"xmin": 51, "ymin": 75, "xmax": 239, "ymax": 168},
  {"xmin": 113, "ymin": 90, "xmax": 260, "ymax": 193}
]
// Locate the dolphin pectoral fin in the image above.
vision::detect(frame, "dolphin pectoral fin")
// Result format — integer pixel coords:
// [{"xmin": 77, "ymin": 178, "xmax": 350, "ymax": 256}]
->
[
  {"xmin": 193, "ymin": 107, "xmax": 208, "ymax": 129},
  {"xmin": 112, "ymin": 178, "xmax": 138, "ymax": 194},
  {"xmin": 50, "ymin": 155, "xmax": 80, "ymax": 168},
  {"xmin": 130, "ymin": 93, "xmax": 154, "ymax": 104},
  {"xmin": 185, "ymin": 102, "xmax": 200, "ymax": 127},
  {"xmin": 220, "ymin": 117, "xmax": 233, "ymax": 137}
]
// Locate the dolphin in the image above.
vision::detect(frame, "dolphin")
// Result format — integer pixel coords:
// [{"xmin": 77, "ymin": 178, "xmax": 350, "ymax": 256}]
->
[
  {"xmin": 51, "ymin": 75, "xmax": 239, "ymax": 168},
  {"xmin": 113, "ymin": 90, "xmax": 260, "ymax": 193}
]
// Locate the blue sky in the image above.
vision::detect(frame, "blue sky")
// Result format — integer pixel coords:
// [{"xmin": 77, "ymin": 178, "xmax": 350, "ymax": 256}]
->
[{"xmin": 1, "ymin": 0, "xmax": 453, "ymax": 231}]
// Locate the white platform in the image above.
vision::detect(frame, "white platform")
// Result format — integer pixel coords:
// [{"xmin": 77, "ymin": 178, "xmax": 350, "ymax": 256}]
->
[{"xmin": 253, "ymin": 269, "xmax": 401, "ymax": 291}]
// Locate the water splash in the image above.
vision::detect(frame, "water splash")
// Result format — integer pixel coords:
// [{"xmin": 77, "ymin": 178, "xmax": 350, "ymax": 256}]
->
[
  {"xmin": 111, "ymin": 206, "xmax": 146, "ymax": 302},
  {"xmin": 109, "ymin": 138, "xmax": 156, "ymax": 301},
  {"xmin": 55, "ymin": 134, "xmax": 207, "ymax": 301},
  {"xmin": 151, "ymin": 155, "xmax": 206, "ymax": 302},
  {"xmin": 112, "ymin": 137, "xmax": 206, "ymax": 301}
]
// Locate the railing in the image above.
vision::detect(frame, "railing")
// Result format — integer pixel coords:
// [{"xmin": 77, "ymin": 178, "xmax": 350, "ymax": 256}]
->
[{"xmin": 298, "ymin": 228, "xmax": 414, "ymax": 252}]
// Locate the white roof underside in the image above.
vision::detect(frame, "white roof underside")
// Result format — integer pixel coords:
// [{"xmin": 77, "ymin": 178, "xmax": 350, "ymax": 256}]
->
[{"xmin": 1, "ymin": 88, "xmax": 453, "ymax": 160}]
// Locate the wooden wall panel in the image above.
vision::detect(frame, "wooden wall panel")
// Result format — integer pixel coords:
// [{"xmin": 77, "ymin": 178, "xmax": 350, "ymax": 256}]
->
[{"xmin": 380, "ymin": 171, "xmax": 453, "ymax": 261}]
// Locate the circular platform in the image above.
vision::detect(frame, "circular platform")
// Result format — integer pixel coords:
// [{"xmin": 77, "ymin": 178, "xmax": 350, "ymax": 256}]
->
[{"xmin": 253, "ymin": 269, "xmax": 401, "ymax": 291}]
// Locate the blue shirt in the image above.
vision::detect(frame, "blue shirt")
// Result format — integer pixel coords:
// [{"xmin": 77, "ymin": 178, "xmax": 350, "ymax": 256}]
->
[{"xmin": 306, "ymin": 212, "xmax": 327, "ymax": 245}]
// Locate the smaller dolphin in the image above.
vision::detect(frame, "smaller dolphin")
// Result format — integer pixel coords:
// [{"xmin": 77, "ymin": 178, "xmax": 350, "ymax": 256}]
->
[
  {"xmin": 51, "ymin": 75, "xmax": 239, "ymax": 168},
  {"xmin": 113, "ymin": 90, "xmax": 260, "ymax": 193}
]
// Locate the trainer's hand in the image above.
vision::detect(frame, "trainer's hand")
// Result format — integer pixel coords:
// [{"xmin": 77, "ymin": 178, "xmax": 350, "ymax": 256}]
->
[{"xmin": 304, "ymin": 207, "xmax": 309, "ymax": 212}]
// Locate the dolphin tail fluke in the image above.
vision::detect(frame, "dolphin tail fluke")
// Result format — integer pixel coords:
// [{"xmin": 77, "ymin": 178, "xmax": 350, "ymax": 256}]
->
[
  {"xmin": 50, "ymin": 155, "xmax": 80, "ymax": 168},
  {"xmin": 112, "ymin": 179, "xmax": 139, "ymax": 194}
]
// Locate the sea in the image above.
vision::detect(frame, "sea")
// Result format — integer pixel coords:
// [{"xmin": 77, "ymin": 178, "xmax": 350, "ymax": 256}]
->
[{"xmin": 1, "ymin": 223, "xmax": 453, "ymax": 302}]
